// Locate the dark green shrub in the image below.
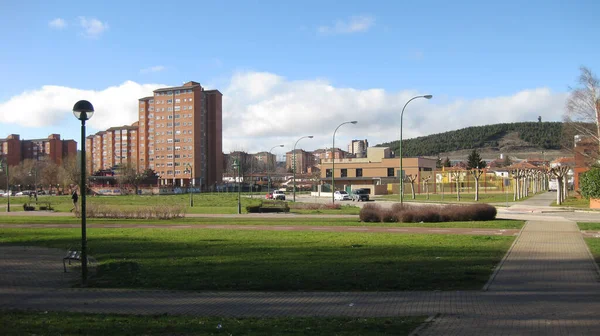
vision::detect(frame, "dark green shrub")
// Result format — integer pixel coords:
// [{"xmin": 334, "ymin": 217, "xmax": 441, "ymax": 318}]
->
[{"xmin": 580, "ymin": 168, "xmax": 600, "ymax": 199}]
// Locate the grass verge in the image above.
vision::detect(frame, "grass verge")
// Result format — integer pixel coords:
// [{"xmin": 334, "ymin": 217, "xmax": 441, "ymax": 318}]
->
[
  {"xmin": 0, "ymin": 216, "xmax": 524, "ymax": 229},
  {"xmin": 552, "ymin": 196, "xmax": 590, "ymax": 208},
  {"xmin": 377, "ymin": 192, "xmax": 540, "ymax": 204},
  {"xmin": 0, "ymin": 228, "xmax": 513, "ymax": 291},
  {"xmin": 0, "ymin": 311, "xmax": 425, "ymax": 336},
  {"xmin": 578, "ymin": 223, "xmax": 600, "ymax": 231},
  {"xmin": 0, "ymin": 194, "xmax": 360, "ymax": 215},
  {"xmin": 585, "ymin": 238, "xmax": 600, "ymax": 267}
]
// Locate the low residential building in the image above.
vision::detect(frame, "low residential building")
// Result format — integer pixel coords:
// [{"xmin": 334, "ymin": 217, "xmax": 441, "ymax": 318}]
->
[
  {"xmin": 318, "ymin": 147, "xmax": 437, "ymax": 193},
  {"xmin": 0, "ymin": 134, "xmax": 77, "ymax": 167}
]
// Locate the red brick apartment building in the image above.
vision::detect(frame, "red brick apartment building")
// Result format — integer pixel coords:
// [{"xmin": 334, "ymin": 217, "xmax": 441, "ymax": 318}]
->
[
  {"xmin": 85, "ymin": 124, "xmax": 139, "ymax": 174},
  {"xmin": 87, "ymin": 81, "xmax": 223, "ymax": 189},
  {"xmin": 0, "ymin": 134, "xmax": 77, "ymax": 166}
]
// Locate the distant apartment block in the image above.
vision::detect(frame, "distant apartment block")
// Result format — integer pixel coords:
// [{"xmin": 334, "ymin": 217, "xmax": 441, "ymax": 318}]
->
[
  {"xmin": 86, "ymin": 81, "xmax": 223, "ymax": 189},
  {"xmin": 286, "ymin": 149, "xmax": 315, "ymax": 174},
  {"xmin": 137, "ymin": 81, "xmax": 223, "ymax": 189},
  {"xmin": 348, "ymin": 139, "xmax": 368, "ymax": 158},
  {"xmin": 0, "ymin": 134, "xmax": 77, "ymax": 166},
  {"xmin": 312, "ymin": 148, "xmax": 350, "ymax": 163},
  {"xmin": 85, "ymin": 124, "xmax": 139, "ymax": 174}
]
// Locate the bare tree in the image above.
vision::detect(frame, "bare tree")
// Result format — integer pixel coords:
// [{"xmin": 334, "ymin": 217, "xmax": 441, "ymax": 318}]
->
[
  {"xmin": 421, "ymin": 176, "xmax": 431, "ymax": 200},
  {"xmin": 58, "ymin": 155, "xmax": 80, "ymax": 190},
  {"xmin": 564, "ymin": 66, "xmax": 600, "ymax": 160},
  {"xmin": 406, "ymin": 174, "xmax": 418, "ymax": 200},
  {"xmin": 550, "ymin": 166, "xmax": 570, "ymax": 205}
]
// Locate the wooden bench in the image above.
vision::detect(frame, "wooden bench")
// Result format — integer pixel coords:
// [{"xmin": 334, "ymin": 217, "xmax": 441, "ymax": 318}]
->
[{"xmin": 23, "ymin": 202, "xmax": 53, "ymax": 211}]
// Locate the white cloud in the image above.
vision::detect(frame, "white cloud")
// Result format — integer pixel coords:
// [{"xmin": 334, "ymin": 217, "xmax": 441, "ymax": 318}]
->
[
  {"xmin": 140, "ymin": 65, "xmax": 166, "ymax": 74},
  {"xmin": 48, "ymin": 18, "xmax": 67, "ymax": 29},
  {"xmin": 318, "ymin": 15, "xmax": 375, "ymax": 35},
  {"xmin": 0, "ymin": 81, "xmax": 164, "ymax": 131},
  {"xmin": 78, "ymin": 17, "xmax": 109, "ymax": 38},
  {"xmin": 221, "ymin": 72, "xmax": 567, "ymax": 153},
  {"xmin": 0, "ymin": 73, "xmax": 568, "ymax": 155}
]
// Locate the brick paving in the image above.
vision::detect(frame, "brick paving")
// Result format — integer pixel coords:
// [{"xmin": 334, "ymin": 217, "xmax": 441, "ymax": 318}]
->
[{"xmin": 2, "ymin": 192, "xmax": 600, "ymax": 334}]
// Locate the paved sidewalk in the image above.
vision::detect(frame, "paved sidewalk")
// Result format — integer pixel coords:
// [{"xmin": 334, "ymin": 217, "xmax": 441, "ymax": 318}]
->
[{"xmin": 416, "ymin": 218, "xmax": 600, "ymax": 335}]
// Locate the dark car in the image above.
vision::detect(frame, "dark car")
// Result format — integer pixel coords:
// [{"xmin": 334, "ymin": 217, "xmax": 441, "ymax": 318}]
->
[{"xmin": 351, "ymin": 188, "xmax": 370, "ymax": 202}]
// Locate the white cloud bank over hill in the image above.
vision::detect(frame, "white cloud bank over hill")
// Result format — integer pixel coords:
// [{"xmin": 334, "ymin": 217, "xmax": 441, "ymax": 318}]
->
[{"xmin": 0, "ymin": 72, "xmax": 567, "ymax": 153}]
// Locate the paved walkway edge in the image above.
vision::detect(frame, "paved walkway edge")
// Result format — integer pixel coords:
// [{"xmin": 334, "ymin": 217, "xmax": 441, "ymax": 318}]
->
[
  {"xmin": 408, "ymin": 314, "xmax": 439, "ymax": 336},
  {"xmin": 481, "ymin": 221, "xmax": 526, "ymax": 291},
  {"xmin": 581, "ymin": 229, "xmax": 600, "ymax": 278}
]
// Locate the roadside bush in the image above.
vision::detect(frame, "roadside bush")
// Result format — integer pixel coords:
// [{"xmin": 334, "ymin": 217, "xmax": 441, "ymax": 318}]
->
[
  {"xmin": 381, "ymin": 210, "xmax": 399, "ymax": 222},
  {"xmin": 359, "ymin": 204, "xmax": 381, "ymax": 222},
  {"xmin": 80, "ymin": 204, "xmax": 186, "ymax": 219},
  {"xmin": 359, "ymin": 202, "xmax": 497, "ymax": 223},
  {"xmin": 580, "ymin": 167, "xmax": 600, "ymax": 199}
]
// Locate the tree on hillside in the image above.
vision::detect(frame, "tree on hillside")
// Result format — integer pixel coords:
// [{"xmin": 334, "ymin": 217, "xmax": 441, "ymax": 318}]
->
[
  {"xmin": 564, "ymin": 66, "xmax": 600, "ymax": 161},
  {"xmin": 467, "ymin": 150, "xmax": 487, "ymax": 201}
]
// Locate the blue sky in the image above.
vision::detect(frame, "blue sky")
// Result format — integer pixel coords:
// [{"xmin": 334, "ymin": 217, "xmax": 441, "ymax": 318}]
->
[{"xmin": 1, "ymin": 0, "xmax": 599, "ymax": 154}]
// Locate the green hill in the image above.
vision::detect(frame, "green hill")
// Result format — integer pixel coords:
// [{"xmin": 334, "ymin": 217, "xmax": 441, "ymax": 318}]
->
[{"xmin": 377, "ymin": 122, "xmax": 564, "ymax": 157}]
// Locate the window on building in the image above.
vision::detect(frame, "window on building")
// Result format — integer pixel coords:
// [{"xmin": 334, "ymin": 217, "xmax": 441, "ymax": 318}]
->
[
  {"xmin": 326, "ymin": 169, "xmax": 332, "ymax": 178},
  {"xmin": 356, "ymin": 168, "xmax": 363, "ymax": 177},
  {"xmin": 341, "ymin": 169, "xmax": 347, "ymax": 177},
  {"xmin": 387, "ymin": 168, "xmax": 395, "ymax": 177},
  {"xmin": 175, "ymin": 99, "xmax": 180, "ymax": 103}
]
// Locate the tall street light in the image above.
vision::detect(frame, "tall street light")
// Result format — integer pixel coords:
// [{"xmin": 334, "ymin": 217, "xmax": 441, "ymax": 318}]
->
[
  {"xmin": 332, "ymin": 121, "xmax": 358, "ymax": 204},
  {"xmin": 184, "ymin": 163, "xmax": 194, "ymax": 207},
  {"xmin": 0, "ymin": 158, "xmax": 10, "ymax": 212},
  {"xmin": 293, "ymin": 136, "xmax": 313, "ymax": 202},
  {"xmin": 399, "ymin": 95, "xmax": 432, "ymax": 204},
  {"xmin": 73, "ymin": 100, "xmax": 94, "ymax": 286},
  {"xmin": 232, "ymin": 159, "xmax": 241, "ymax": 214},
  {"xmin": 268, "ymin": 145, "xmax": 284, "ymax": 193},
  {"xmin": 29, "ymin": 162, "xmax": 38, "ymax": 201}
]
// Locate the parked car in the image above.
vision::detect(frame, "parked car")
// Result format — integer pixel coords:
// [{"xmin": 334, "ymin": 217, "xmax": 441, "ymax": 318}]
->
[
  {"xmin": 272, "ymin": 190, "xmax": 286, "ymax": 200},
  {"xmin": 351, "ymin": 188, "xmax": 370, "ymax": 202},
  {"xmin": 334, "ymin": 190, "xmax": 351, "ymax": 201}
]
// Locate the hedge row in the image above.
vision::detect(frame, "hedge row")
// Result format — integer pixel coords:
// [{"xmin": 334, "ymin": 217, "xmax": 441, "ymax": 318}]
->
[{"xmin": 359, "ymin": 203, "xmax": 497, "ymax": 223}]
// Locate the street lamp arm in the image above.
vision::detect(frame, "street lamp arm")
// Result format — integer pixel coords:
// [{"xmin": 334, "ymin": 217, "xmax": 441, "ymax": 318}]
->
[
  {"xmin": 331, "ymin": 121, "xmax": 358, "ymax": 203},
  {"xmin": 399, "ymin": 95, "xmax": 432, "ymax": 204},
  {"xmin": 293, "ymin": 136, "xmax": 313, "ymax": 202}
]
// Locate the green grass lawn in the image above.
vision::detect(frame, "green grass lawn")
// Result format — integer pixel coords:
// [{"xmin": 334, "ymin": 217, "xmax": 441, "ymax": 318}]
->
[
  {"xmin": 0, "ymin": 311, "xmax": 425, "ymax": 336},
  {"xmin": 585, "ymin": 238, "xmax": 600, "ymax": 266},
  {"xmin": 0, "ymin": 228, "xmax": 514, "ymax": 291},
  {"xmin": 377, "ymin": 192, "xmax": 522, "ymax": 204},
  {"xmin": 552, "ymin": 196, "xmax": 591, "ymax": 208},
  {"xmin": 0, "ymin": 193, "xmax": 360, "ymax": 215},
  {"xmin": 578, "ymin": 222, "xmax": 600, "ymax": 231},
  {"xmin": 0, "ymin": 216, "xmax": 524, "ymax": 229}
]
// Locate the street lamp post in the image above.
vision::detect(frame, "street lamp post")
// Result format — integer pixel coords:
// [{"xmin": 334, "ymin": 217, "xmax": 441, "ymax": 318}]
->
[
  {"xmin": 293, "ymin": 136, "xmax": 313, "ymax": 202},
  {"xmin": 72, "ymin": 100, "xmax": 95, "ymax": 286},
  {"xmin": 232, "ymin": 159, "xmax": 241, "ymax": 214},
  {"xmin": 399, "ymin": 95, "xmax": 433, "ymax": 204},
  {"xmin": 268, "ymin": 145, "xmax": 284, "ymax": 194},
  {"xmin": 29, "ymin": 164, "xmax": 38, "ymax": 201},
  {"xmin": 184, "ymin": 163, "xmax": 194, "ymax": 207},
  {"xmin": 332, "ymin": 121, "xmax": 358, "ymax": 204},
  {"xmin": 0, "ymin": 159, "xmax": 10, "ymax": 212}
]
